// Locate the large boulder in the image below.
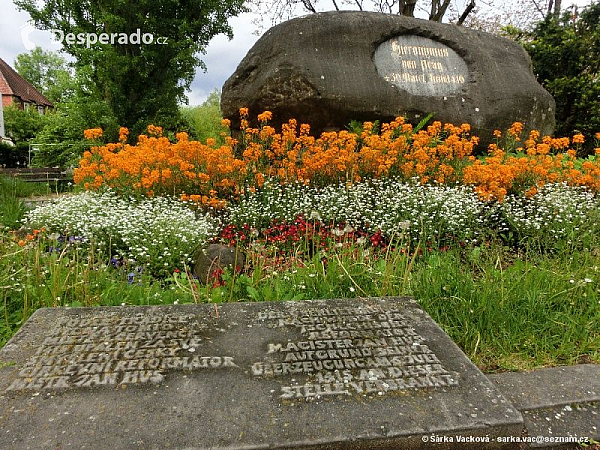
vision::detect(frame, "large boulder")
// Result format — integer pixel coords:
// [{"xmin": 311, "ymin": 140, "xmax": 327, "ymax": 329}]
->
[{"xmin": 221, "ymin": 11, "xmax": 555, "ymax": 149}]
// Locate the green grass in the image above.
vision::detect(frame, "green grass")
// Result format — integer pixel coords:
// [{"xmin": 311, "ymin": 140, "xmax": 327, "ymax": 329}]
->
[
  {"xmin": 0, "ymin": 175, "xmax": 74, "ymax": 229},
  {"xmin": 0, "ymin": 234, "xmax": 187, "ymax": 347},
  {"xmin": 1, "ymin": 229, "xmax": 598, "ymax": 372},
  {"xmin": 224, "ymin": 241, "xmax": 599, "ymax": 372},
  {"xmin": 0, "ymin": 177, "xmax": 27, "ymax": 229},
  {"xmin": 0, "ymin": 175, "xmax": 64, "ymax": 198},
  {"xmin": 410, "ymin": 245, "xmax": 599, "ymax": 371}
]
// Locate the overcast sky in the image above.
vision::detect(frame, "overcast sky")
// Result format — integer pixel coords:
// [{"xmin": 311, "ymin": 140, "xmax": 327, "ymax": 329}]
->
[
  {"xmin": 0, "ymin": 1, "xmax": 594, "ymax": 106},
  {"xmin": 0, "ymin": 5, "xmax": 262, "ymax": 106}
]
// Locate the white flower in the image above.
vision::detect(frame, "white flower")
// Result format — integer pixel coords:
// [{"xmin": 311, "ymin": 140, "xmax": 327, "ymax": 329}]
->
[{"xmin": 399, "ymin": 220, "xmax": 411, "ymax": 231}]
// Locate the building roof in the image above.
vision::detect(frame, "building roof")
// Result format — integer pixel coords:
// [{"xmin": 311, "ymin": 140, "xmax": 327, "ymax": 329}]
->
[{"xmin": 0, "ymin": 57, "xmax": 53, "ymax": 107}]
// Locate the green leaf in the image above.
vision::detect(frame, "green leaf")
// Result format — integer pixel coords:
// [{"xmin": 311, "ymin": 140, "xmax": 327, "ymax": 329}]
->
[{"xmin": 246, "ymin": 285, "xmax": 261, "ymax": 301}]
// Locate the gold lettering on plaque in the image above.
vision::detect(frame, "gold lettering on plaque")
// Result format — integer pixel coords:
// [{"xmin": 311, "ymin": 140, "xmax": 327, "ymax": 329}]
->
[{"xmin": 376, "ymin": 36, "xmax": 468, "ymax": 93}]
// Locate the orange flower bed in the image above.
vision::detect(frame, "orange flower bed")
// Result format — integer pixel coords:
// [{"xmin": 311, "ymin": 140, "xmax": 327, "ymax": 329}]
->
[
  {"xmin": 463, "ymin": 129, "xmax": 600, "ymax": 201},
  {"xmin": 74, "ymin": 110, "xmax": 600, "ymax": 203}
]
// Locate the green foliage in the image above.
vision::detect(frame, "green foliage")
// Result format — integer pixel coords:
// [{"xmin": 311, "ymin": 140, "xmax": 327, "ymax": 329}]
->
[
  {"xmin": 25, "ymin": 191, "xmax": 218, "ymax": 279},
  {"xmin": 15, "ymin": 0, "xmax": 247, "ymax": 136},
  {"xmin": 32, "ymin": 89, "xmax": 119, "ymax": 168},
  {"xmin": 0, "ymin": 141, "xmax": 26, "ymax": 168},
  {"xmin": 9, "ymin": 50, "xmax": 114, "ymax": 167},
  {"xmin": 0, "ymin": 177, "xmax": 26, "ymax": 229},
  {"xmin": 3, "ymin": 105, "xmax": 45, "ymax": 144},
  {"xmin": 3, "ymin": 105, "xmax": 47, "ymax": 166},
  {"xmin": 1, "ymin": 181, "xmax": 599, "ymax": 370},
  {"xmin": 14, "ymin": 48, "xmax": 74, "ymax": 103},
  {"xmin": 180, "ymin": 90, "xmax": 229, "ymax": 144},
  {"xmin": 0, "ymin": 175, "xmax": 68, "ymax": 229},
  {"xmin": 411, "ymin": 245, "xmax": 600, "ymax": 371},
  {"xmin": 522, "ymin": 3, "xmax": 600, "ymax": 153},
  {"xmin": 0, "ymin": 230, "xmax": 188, "ymax": 348},
  {"xmin": 20, "ymin": 64, "xmax": 121, "ymax": 168}
]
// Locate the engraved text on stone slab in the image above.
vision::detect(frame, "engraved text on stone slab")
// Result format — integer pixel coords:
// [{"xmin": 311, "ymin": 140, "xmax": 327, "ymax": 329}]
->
[
  {"xmin": 374, "ymin": 35, "xmax": 469, "ymax": 96},
  {"xmin": 6, "ymin": 304, "xmax": 458, "ymax": 401},
  {"xmin": 252, "ymin": 304, "xmax": 458, "ymax": 400},
  {"xmin": 6, "ymin": 313, "xmax": 237, "ymax": 391}
]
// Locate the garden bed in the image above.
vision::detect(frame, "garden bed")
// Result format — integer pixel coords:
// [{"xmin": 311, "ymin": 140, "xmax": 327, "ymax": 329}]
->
[{"xmin": 1, "ymin": 115, "xmax": 599, "ymax": 373}]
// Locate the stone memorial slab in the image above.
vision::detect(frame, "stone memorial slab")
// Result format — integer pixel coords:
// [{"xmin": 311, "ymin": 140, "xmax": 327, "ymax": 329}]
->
[{"xmin": 0, "ymin": 297, "xmax": 523, "ymax": 449}]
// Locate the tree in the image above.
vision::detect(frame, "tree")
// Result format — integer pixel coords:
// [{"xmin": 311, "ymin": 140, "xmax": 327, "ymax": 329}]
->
[
  {"xmin": 180, "ymin": 89, "xmax": 229, "ymax": 144},
  {"xmin": 529, "ymin": 0, "xmax": 562, "ymax": 19},
  {"xmin": 249, "ymin": 0, "xmax": 477, "ymax": 28},
  {"xmin": 3, "ymin": 105, "xmax": 47, "ymax": 166},
  {"xmin": 15, "ymin": 0, "xmax": 247, "ymax": 136},
  {"xmin": 30, "ymin": 67, "xmax": 120, "ymax": 168},
  {"xmin": 14, "ymin": 48, "xmax": 74, "ymax": 103},
  {"xmin": 520, "ymin": 3, "xmax": 600, "ymax": 152},
  {"xmin": 461, "ymin": 0, "xmax": 576, "ymax": 36}
]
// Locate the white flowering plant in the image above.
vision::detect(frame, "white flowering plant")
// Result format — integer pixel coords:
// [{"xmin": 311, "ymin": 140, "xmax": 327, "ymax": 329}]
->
[
  {"xmin": 227, "ymin": 178, "xmax": 489, "ymax": 247},
  {"xmin": 226, "ymin": 179, "xmax": 600, "ymax": 252},
  {"xmin": 25, "ymin": 190, "xmax": 219, "ymax": 278},
  {"xmin": 498, "ymin": 183, "xmax": 600, "ymax": 250}
]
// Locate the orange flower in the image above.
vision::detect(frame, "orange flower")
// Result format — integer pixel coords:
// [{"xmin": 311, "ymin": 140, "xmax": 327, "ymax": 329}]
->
[
  {"xmin": 84, "ymin": 128, "xmax": 103, "ymax": 139},
  {"xmin": 72, "ymin": 114, "xmax": 600, "ymax": 203},
  {"xmin": 147, "ymin": 125, "xmax": 163, "ymax": 137},
  {"xmin": 572, "ymin": 134, "xmax": 585, "ymax": 144},
  {"xmin": 507, "ymin": 122, "xmax": 523, "ymax": 140},
  {"xmin": 119, "ymin": 127, "xmax": 129, "ymax": 142},
  {"xmin": 221, "ymin": 118, "xmax": 231, "ymax": 128},
  {"xmin": 525, "ymin": 186, "xmax": 538, "ymax": 198},
  {"xmin": 257, "ymin": 111, "xmax": 273, "ymax": 122}
]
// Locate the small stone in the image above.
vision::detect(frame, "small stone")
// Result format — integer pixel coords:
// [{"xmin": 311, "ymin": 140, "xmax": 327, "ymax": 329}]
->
[{"xmin": 193, "ymin": 244, "xmax": 245, "ymax": 284}]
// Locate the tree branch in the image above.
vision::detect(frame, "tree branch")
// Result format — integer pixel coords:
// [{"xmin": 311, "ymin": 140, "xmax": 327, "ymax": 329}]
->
[
  {"xmin": 331, "ymin": 0, "xmax": 340, "ymax": 10},
  {"xmin": 301, "ymin": 0, "xmax": 317, "ymax": 13},
  {"xmin": 457, "ymin": 0, "xmax": 476, "ymax": 25},
  {"xmin": 530, "ymin": 0, "xmax": 547, "ymax": 18},
  {"xmin": 430, "ymin": 0, "xmax": 451, "ymax": 22},
  {"xmin": 401, "ymin": 0, "xmax": 417, "ymax": 17}
]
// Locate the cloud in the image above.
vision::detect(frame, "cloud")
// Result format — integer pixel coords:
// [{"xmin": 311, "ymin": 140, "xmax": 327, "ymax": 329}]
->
[
  {"xmin": 0, "ymin": 7, "xmax": 60, "ymax": 65},
  {"xmin": 1, "ymin": 6, "xmax": 260, "ymax": 107},
  {"xmin": 187, "ymin": 13, "xmax": 261, "ymax": 105}
]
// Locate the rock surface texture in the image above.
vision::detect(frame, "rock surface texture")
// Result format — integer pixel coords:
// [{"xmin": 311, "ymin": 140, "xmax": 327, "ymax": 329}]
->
[
  {"xmin": 222, "ymin": 11, "xmax": 555, "ymax": 149},
  {"xmin": 193, "ymin": 243, "xmax": 245, "ymax": 283}
]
